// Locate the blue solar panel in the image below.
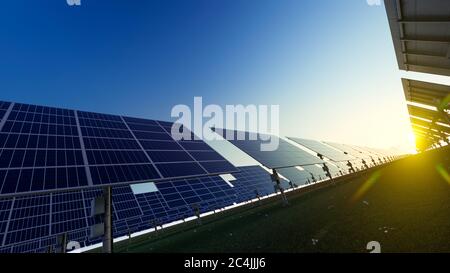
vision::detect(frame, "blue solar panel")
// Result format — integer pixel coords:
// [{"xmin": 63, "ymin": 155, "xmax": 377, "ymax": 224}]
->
[
  {"xmin": 277, "ymin": 167, "xmax": 313, "ymax": 187},
  {"xmin": 287, "ymin": 137, "xmax": 355, "ymax": 162},
  {"xmin": 51, "ymin": 191, "xmax": 87, "ymax": 235},
  {"xmin": 4, "ymin": 195, "xmax": 50, "ymax": 245},
  {"xmin": 302, "ymin": 165, "xmax": 327, "ymax": 182},
  {"xmin": 0, "ymin": 166, "xmax": 275, "ymax": 253},
  {"xmin": 0, "ymin": 199, "xmax": 13, "ymax": 245},
  {"xmin": 0, "ymin": 101, "xmax": 11, "ymax": 122},
  {"xmin": 214, "ymin": 129, "xmax": 324, "ymax": 169},
  {"xmin": 0, "ymin": 101, "xmax": 238, "ymax": 197},
  {"xmin": 231, "ymin": 166, "xmax": 284, "ymax": 200},
  {"xmin": 324, "ymin": 142, "xmax": 371, "ymax": 160},
  {"xmin": 324, "ymin": 163, "xmax": 344, "ymax": 177},
  {"xmin": 112, "ymin": 187, "xmax": 142, "ymax": 220},
  {"xmin": 334, "ymin": 162, "xmax": 349, "ymax": 175},
  {"xmin": 347, "ymin": 145, "xmax": 383, "ymax": 165}
]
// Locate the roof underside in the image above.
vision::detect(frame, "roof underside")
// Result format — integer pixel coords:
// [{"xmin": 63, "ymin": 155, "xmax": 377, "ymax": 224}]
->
[
  {"xmin": 407, "ymin": 104, "xmax": 449, "ymax": 124},
  {"xmin": 385, "ymin": 0, "xmax": 450, "ymax": 77},
  {"xmin": 410, "ymin": 116, "xmax": 450, "ymax": 135},
  {"xmin": 402, "ymin": 78, "xmax": 450, "ymax": 108}
]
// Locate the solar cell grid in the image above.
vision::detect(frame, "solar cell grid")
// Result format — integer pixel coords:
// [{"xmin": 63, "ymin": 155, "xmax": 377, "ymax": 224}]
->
[
  {"xmin": 231, "ymin": 166, "xmax": 279, "ymax": 200},
  {"xmin": 215, "ymin": 129, "xmax": 324, "ymax": 169},
  {"xmin": 324, "ymin": 142, "xmax": 371, "ymax": 160},
  {"xmin": 51, "ymin": 191, "xmax": 87, "ymax": 235},
  {"xmin": 347, "ymin": 145, "xmax": 381, "ymax": 164},
  {"xmin": 4, "ymin": 195, "xmax": 50, "ymax": 245},
  {"xmin": 124, "ymin": 119, "xmax": 236, "ymax": 178},
  {"xmin": 112, "ymin": 187, "xmax": 142, "ymax": 221},
  {"xmin": 0, "ymin": 102, "xmax": 11, "ymax": 122},
  {"xmin": 288, "ymin": 137, "xmax": 355, "ymax": 162},
  {"xmin": 335, "ymin": 161, "xmax": 350, "ymax": 174},
  {"xmin": 0, "ymin": 199, "xmax": 13, "ymax": 245},
  {"xmin": 0, "ymin": 166, "xmax": 274, "ymax": 252},
  {"xmin": 302, "ymin": 165, "xmax": 326, "ymax": 181},
  {"xmin": 277, "ymin": 167, "xmax": 312, "ymax": 187},
  {"xmin": 0, "ymin": 100, "xmax": 237, "ymax": 197},
  {"xmin": 0, "ymin": 101, "xmax": 11, "ymax": 110},
  {"xmin": 324, "ymin": 163, "xmax": 342, "ymax": 177},
  {"xmin": 0, "ymin": 102, "xmax": 88, "ymax": 195}
]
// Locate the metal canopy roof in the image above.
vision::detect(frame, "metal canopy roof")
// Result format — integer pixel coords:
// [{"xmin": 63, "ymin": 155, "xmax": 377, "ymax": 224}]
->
[
  {"xmin": 402, "ymin": 78, "xmax": 450, "ymax": 109},
  {"xmin": 410, "ymin": 116, "xmax": 450, "ymax": 135},
  {"xmin": 414, "ymin": 131, "xmax": 442, "ymax": 142},
  {"xmin": 385, "ymin": 0, "xmax": 450, "ymax": 77},
  {"xmin": 407, "ymin": 104, "xmax": 449, "ymax": 124},
  {"xmin": 412, "ymin": 124, "xmax": 445, "ymax": 139}
]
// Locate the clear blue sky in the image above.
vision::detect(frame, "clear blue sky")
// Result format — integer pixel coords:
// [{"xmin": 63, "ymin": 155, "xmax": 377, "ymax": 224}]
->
[{"xmin": 3, "ymin": 0, "xmax": 446, "ymax": 152}]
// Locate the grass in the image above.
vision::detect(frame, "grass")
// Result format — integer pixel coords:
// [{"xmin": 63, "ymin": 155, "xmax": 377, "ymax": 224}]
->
[{"xmin": 110, "ymin": 147, "xmax": 450, "ymax": 253}]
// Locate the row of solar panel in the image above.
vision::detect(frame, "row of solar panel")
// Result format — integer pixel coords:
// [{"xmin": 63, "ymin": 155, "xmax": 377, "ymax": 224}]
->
[
  {"xmin": 0, "ymin": 155, "xmax": 383, "ymax": 254},
  {"xmin": 215, "ymin": 129, "xmax": 392, "ymax": 170},
  {"xmin": 0, "ymin": 100, "xmax": 396, "ymax": 253},
  {"xmin": 0, "ymin": 155, "xmax": 392, "ymax": 252},
  {"xmin": 0, "ymin": 166, "xmax": 291, "ymax": 253},
  {"xmin": 0, "ymin": 100, "xmax": 238, "ymax": 197},
  {"xmin": 0, "ymin": 100, "xmax": 394, "ymax": 198}
]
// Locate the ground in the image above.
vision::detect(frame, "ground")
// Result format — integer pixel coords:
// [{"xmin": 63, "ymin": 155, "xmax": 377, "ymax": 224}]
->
[{"xmin": 110, "ymin": 147, "xmax": 450, "ymax": 253}]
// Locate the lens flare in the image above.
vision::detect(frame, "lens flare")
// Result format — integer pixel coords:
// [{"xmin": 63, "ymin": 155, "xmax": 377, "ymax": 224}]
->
[
  {"xmin": 350, "ymin": 171, "xmax": 382, "ymax": 203},
  {"xmin": 436, "ymin": 163, "xmax": 450, "ymax": 185},
  {"xmin": 438, "ymin": 94, "xmax": 450, "ymax": 112}
]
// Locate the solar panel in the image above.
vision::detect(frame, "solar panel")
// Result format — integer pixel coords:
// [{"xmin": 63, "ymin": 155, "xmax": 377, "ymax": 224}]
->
[
  {"xmin": 0, "ymin": 166, "xmax": 276, "ymax": 253},
  {"xmin": 302, "ymin": 165, "xmax": 327, "ymax": 181},
  {"xmin": 345, "ymin": 145, "xmax": 381, "ymax": 164},
  {"xmin": 324, "ymin": 163, "xmax": 344, "ymax": 177},
  {"xmin": 0, "ymin": 102, "xmax": 11, "ymax": 124},
  {"xmin": 0, "ymin": 100, "xmax": 238, "ymax": 197},
  {"xmin": 287, "ymin": 137, "xmax": 355, "ymax": 162},
  {"xmin": 323, "ymin": 142, "xmax": 370, "ymax": 159},
  {"xmin": 277, "ymin": 167, "xmax": 313, "ymax": 187},
  {"xmin": 213, "ymin": 129, "xmax": 324, "ymax": 169},
  {"xmin": 231, "ymin": 166, "xmax": 282, "ymax": 199},
  {"xmin": 333, "ymin": 161, "xmax": 351, "ymax": 175}
]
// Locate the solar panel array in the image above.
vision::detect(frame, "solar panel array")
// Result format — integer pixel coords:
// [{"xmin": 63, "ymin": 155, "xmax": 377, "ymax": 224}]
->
[
  {"xmin": 214, "ymin": 129, "xmax": 324, "ymax": 169},
  {"xmin": 0, "ymin": 166, "xmax": 284, "ymax": 253},
  {"xmin": 0, "ymin": 101, "xmax": 237, "ymax": 197},
  {"xmin": 0, "ymin": 100, "xmax": 400, "ymax": 253},
  {"xmin": 287, "ymin": 137, "xmax": 355, "ymax": 162}
]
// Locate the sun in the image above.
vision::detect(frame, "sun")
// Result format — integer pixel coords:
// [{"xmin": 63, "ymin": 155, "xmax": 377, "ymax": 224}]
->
[{"xmin": 407, "ymin": 131, "xmax": 418, "ymax": 154}]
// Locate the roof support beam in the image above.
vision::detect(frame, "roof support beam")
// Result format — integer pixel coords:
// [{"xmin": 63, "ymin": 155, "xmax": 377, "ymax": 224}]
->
[
  {"xmin": 400, "ymin": 38, "xmax": 450, "ymax": 44},
  {"xmin": 398, "ymin": 19, "xmax": 450, "ymax": 24}
]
